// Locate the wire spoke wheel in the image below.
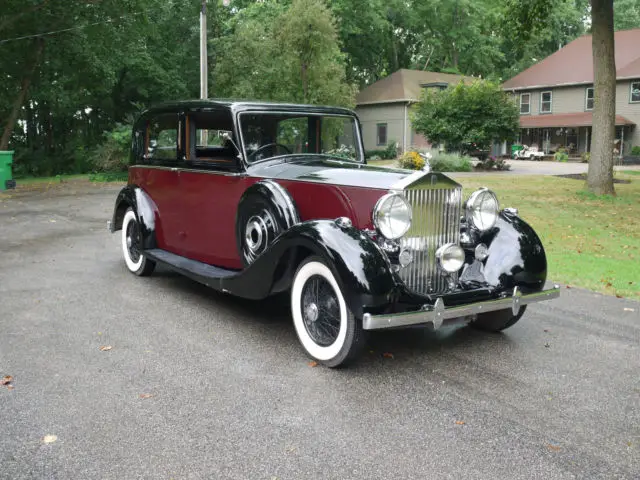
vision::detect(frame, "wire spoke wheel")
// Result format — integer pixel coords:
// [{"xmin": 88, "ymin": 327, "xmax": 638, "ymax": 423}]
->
[
  {"xmin": 291, "ymin": 257, "xmax": 365, "ymax": 367},
  {"xmin": 301, "ymin": 275, "xmax": 341, "ymax": 347}
]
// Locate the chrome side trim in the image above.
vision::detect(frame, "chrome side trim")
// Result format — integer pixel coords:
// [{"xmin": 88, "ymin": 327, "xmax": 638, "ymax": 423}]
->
[{"xmin": 362, "ymin": 284, "xmax": 561, "ymax": 330}]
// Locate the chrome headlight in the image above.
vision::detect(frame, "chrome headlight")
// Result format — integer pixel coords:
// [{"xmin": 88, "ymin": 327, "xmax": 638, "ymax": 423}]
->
[
  {"xmin": 373, "ymin": 193, "xmax": 412, "ymax": 240},
  {"xmin": 465, "ymin": 188, "xmax": 499, "ymax": 231}
]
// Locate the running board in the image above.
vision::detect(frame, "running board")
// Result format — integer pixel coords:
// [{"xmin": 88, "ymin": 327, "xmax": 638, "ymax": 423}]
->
[{"xmin": 145, "ymin": 249, "xmax": 239, "ymax": 291}]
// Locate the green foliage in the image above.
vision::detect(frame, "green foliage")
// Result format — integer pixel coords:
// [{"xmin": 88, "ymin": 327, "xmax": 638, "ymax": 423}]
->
[
  {"xmin": 631, "ymin": 146, "xmax": 640, "ymax": 156},
  {"xmin": 411, "ymin": 80, "xmax": 519, "ymax": 153},
  {"xmin": 399, "ymin": 151, "xmax": 426, "ymax": 170},
  {"xmin": 365, "ymin": 141, "xmax": 398, "ymax": 160},
  {"xmin": 555, "ymin": 148, "xmax": 569, "ymax": 163},
  {"xmin": 214, "ymin": 0, "xmax": 355, "ymax": 107},
  {"xmin": 429, "ymin": 153, "xmax": 473, "ymax": 172},
  {"xmin": 581, "ymin": 152, "xmax": 591, "ymax": 163},
  {"xmin": 90, "ymin": 123, "xmax": 133, "ymax": 173}
]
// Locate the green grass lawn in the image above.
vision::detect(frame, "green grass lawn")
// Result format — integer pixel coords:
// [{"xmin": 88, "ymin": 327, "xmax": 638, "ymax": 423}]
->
[{"xmin": 456, "ymin": 173, "xmax": 640, "ymax": 300}]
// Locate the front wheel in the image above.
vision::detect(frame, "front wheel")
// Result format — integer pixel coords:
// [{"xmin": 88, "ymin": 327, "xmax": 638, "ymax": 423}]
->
[
  {"xmin": 291, "ymin": 257, "xmax": 365, "ymax": 368},
  {"xmin": 121, "ymin": 208, "xmax": 155, "ymax": 276},
  {"xmin": 470, "ymin": 306, "xmax": 527, "ymax": 332}
]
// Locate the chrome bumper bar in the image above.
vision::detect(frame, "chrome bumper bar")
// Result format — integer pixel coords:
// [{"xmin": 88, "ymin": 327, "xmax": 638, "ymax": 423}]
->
[{"xmin": 362, "ymin": 284, "xmax": 560, "ymax": 331}]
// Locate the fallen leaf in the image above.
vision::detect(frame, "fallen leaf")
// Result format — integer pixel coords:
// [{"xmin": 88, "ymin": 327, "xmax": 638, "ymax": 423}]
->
[
  {"xmin": 43, "ymin": 435, "xmax": 58, "ymax": 444},
  {"xmin": 605, "ymin": 282, "xmax": 613, "ymax": 288},
  {"xmin": 382, "ymin": 352, "xmax": 394, "ymax": 359},
  {"xmin": 99, "ymin": 345, "xmax": 112, "ymax": 351},
  {"xmin": 543, "ymin": 329, "xmax": 549, "ymax": 333},
  {"xmin": 544, "ymin": 343, "xmax": 550, "ymax": 348},
  {"xmin": 139, "ymin": 393, "xmax": 153, "ymax": 399},
  {"xmin": 455, "ymin": 420, "xmax": 465, "ymax": 425},
  {"xmin": 616, "ymin": 294, "xmax": 623, "ymax": 299},
  {"xmin": 624, "ymin": 308, "xmax": 635, "ymax": 312},
  {"xmin": 307, "ymin": 361, "xmax": 318, "ymax": 367},
  {"xmin": 1, "ymin": 375, "xmax": 12, "ymax": 385},
  {"xmin": 546, "ymin": 444, "xmax": 562, "ymax": 452},
  {"xmin": 7, "ymin": 385, "xmax": 14, "ymax": 391},
  {"xmin": 566, "ymin": 285, "xmax": 572, "ymax": 289}
]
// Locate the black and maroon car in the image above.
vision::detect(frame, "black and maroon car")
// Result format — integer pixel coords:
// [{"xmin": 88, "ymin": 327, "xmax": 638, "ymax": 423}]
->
[{"xmin": 109, "ymin": 100, "xmax": 559, "ymax": 367}]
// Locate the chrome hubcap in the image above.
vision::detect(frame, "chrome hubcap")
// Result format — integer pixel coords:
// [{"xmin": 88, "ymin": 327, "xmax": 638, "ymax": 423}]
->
[{"xmin": 304, "ymin": 303, "xmax": 319, "ymax": 323}]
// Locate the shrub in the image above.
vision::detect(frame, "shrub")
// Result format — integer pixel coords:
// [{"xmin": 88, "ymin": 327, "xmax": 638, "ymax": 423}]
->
[
  {"xmin": 365, "ymin": 141, "xmax": 398, "ymax": 160},
  {"xmin": 476, "ymin": 156, "xmax": 511, "ymax": 171},
  {"xmin": 554, "ymin": 147, "xmax": 569, "ymax": 163},
  {"xmin": 399, "ymin": 151, "xmax": 426, "ymax": 170},
  {"xmin": 581, "ymin": 152, "xmax": 591, "ymax": 163},
  {"xmin": 429, "ymin": 153, "xmax": 473, "ymax": 172},
  {"xmin": 631, "ymin": 146, "xmax": 640, "ymax": 156},
  {"xmin": 90, "ymin": 122, "xmax": 133, "ymax": 172},
  {"xmin": 384, "ymin": 141, "xmax": 398, "ymax": 159}
]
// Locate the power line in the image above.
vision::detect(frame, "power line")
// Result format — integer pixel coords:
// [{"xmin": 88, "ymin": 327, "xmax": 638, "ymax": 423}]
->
[{"xmin": 0, "ymin": 12, "xmax": 145, "ymax": 45}]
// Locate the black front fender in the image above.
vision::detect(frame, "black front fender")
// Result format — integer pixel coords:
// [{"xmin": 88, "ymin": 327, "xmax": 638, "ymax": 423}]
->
[
  {"xmin": 222, "ymin": 220, "xmax": 400, "ymax": 318},
  {"xmin": 480, "ymin": 211, "xmax": 548, "ymax": 292}
]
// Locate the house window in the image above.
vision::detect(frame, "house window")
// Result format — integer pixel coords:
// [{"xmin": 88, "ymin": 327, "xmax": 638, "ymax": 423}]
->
[
  {"xmin": 631, "ymin": 81, "xmax": 640, "ymax": 103},
  {"xmin": 520, "ymin": 93, "xmax": 531, "ymax": 114},
  {"xmin": 586, "ymin": 87, "xmax": 594, "ymax": 111},
  {"xmin": 540, "ymin": 91, "xmax": 552, "ymax": 113},
  {"xmin": 376, "ymin": 123, "xmax": 387, "ymax": 146}
]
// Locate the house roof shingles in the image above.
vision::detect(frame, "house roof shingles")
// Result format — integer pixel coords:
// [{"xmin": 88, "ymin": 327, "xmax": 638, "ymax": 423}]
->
[
  {"xmin": 356, "ymin": 69, "xmax": 475, "ymax": 105},
  {"xmin": 503, "ymin": 29, "xmax": 640, "ymax": 91}
]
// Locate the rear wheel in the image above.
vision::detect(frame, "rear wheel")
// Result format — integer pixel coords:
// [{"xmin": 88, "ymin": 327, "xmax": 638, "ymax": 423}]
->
[
  {"xmin": 470, "ymin": 306, "xmax": 527, "ymax": 332},
  {"xmin": 121, "ymin": 208, "xmax": 155, "ymax": 276},
  {"xmin": 291, "ymin": 257, "xmax": 365, "ymax": 367}
]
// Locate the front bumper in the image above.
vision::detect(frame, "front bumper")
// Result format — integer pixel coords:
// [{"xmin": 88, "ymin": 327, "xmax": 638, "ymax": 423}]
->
[{"xmin": 362, "ymin": 284, "xmax": 560, "ymax": 331}]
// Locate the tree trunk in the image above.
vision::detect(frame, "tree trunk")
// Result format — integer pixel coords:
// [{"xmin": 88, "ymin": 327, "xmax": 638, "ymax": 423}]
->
[
  {"xmin": 587, "ymin": 0, "xmax": 616, "ymax": 195},
  {"xmin": 0, "ymin": 39, "xmax": 44, "ymax": 151}
]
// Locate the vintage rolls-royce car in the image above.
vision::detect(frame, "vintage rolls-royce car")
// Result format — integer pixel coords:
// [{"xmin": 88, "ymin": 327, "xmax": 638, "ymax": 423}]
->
[{"xmin": 109, "ymin": 100, "xmax": 559, "ymax": 367}]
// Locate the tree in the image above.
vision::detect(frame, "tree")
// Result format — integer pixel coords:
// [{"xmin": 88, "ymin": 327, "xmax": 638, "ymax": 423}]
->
[
  {"xmin": 411, "ymin": 81, "xmax": 520, "ymax": 153},
  {"xmin": 214, "ymin": 0, "xmax": 355, "ymax": 106},
  {"xmin": 588, "ymin": 0, "xmax": 616, "ymax": 195}
]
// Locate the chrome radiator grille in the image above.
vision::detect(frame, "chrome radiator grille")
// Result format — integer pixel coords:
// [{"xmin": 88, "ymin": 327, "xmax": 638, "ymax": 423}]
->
[{"xmin": 398, "ymin": 185, "xmax": 463, "ymax": 295}]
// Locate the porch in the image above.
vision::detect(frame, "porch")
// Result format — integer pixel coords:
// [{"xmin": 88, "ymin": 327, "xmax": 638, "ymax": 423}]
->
[{"xmin": 518, "ymin": 112, "xmax": 635, "ymax": 157}]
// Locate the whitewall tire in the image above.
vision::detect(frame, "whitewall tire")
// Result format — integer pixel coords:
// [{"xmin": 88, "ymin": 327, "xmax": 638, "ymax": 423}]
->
[
  {"xmin": 291, "ymin": 257, "xmax": 364, "ymax": 367},
  {"xmin": 121, "ymin": 208, "xmax": 155, "ymax": 276}
]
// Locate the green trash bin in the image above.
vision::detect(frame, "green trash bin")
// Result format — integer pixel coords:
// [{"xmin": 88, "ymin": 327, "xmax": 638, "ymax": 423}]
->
[
  {"xmin": 511, "ymin": 144, "xmax": 524, "ymax": 159},
  {"xmin": 0, "ymin": 151, "xmax": 14, "ymax": 191}
]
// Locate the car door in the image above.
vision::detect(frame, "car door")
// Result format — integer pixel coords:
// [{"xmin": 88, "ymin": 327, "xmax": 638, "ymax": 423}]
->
[
  {"xmin": 135, "ymin": 113, "xmax": 186, "ymax": 255},
  {"xmin": 176, "ymin": 110, "xmax": 252, "ymax": 270}
]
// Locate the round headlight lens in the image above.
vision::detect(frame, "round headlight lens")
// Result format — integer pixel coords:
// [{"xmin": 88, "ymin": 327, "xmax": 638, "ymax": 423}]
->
[
  {"xmin": 435, "ymin": 243, "xmax": 465, "ymax": 273},
  {"xmin": 466, "ymin": 188, "xmax": 499, "ymax": 231},
  {"xmin": 373, "ymin": 193, "xmax": 412, "ymax": 240}
]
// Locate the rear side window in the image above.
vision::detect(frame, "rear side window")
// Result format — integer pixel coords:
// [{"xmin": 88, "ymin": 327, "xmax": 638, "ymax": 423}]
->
[{"xmin": 145, "ymin": 115, "xmax": 179, "ymax": 162}]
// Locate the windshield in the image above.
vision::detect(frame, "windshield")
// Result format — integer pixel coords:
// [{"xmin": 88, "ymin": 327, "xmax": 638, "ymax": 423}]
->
[{"xmin": 239, "ymin": 112, "xmax": 363, "ymax": 164}]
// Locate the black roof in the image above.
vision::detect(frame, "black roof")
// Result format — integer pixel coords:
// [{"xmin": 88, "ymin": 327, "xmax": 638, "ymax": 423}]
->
[{"xmin": 141, "ymin": 99, "xmax": 355, "ymax": 118}]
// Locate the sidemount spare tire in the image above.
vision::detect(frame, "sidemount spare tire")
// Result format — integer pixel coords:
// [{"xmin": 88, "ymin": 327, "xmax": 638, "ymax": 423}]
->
[{"xmin": 236, "ymin": 180, "xmax": 299, "ymax": 267}]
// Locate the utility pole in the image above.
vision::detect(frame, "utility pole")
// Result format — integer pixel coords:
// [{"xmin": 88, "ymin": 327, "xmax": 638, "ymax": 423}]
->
[{"xmin": 200, "ymin": 0, "xmax": 208, "ymax": 100}]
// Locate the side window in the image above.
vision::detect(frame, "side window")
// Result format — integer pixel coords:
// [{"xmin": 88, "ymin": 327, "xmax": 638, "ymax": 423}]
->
[
  {"xmin": 146, "ymin": 115, "xmax": 179, "ymax": 163},
  {"xmin": 277, "ymin": 117, "xmax": 308, "ymax": 153},
  {"xmin": 631, "ymin": 81, "xmax": 640, "ymax": 103},
  {"xmin": 586, "ymin": 87, "xmax": 594, "ymax": 111},
  {"xmin": 377, "ymin": 123, "xmax": 387, "ymax": 146},
  {"xmin": 540, "ymin": 91, "xmax": 552, "ymax": 113},
  {"xmin": 520, "ymin": 93, "xmax": 531, "ymax": 114}
]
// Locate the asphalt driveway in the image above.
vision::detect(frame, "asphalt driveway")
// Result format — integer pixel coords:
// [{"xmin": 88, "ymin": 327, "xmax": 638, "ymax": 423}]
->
[{"xmin": 0, "ymin": 182, "xmax": 638, "ymax": 479}]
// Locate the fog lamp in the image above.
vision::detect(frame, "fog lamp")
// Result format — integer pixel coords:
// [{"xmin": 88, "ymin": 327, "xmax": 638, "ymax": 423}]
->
[{"xmin": 435, "ymin": 243, "xmax": 465, "ymax": 273}]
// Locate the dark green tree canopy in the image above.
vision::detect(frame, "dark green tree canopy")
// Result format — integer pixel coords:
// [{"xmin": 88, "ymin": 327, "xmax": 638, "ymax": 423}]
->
[{"xmin": 411, "ymin": 81, "xmax": 520, "ymax": 152}]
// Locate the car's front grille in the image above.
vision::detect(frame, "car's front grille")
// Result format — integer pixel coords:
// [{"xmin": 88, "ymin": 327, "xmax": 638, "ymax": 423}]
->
[{"xmin": 398, "ymin": 184, "xmax": 462, "ymax": 295}]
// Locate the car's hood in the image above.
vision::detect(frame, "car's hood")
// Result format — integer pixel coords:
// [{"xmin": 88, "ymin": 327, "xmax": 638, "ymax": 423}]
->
[{"xmin": 247, "ymin": 156, "xmax": 417, "ymax": 190}]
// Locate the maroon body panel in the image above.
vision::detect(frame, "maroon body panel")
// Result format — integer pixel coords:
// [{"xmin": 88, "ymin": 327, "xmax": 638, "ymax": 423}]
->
[{"xmin": 130, "ymin": 166, "xmax": 388, "ymax": 270}]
